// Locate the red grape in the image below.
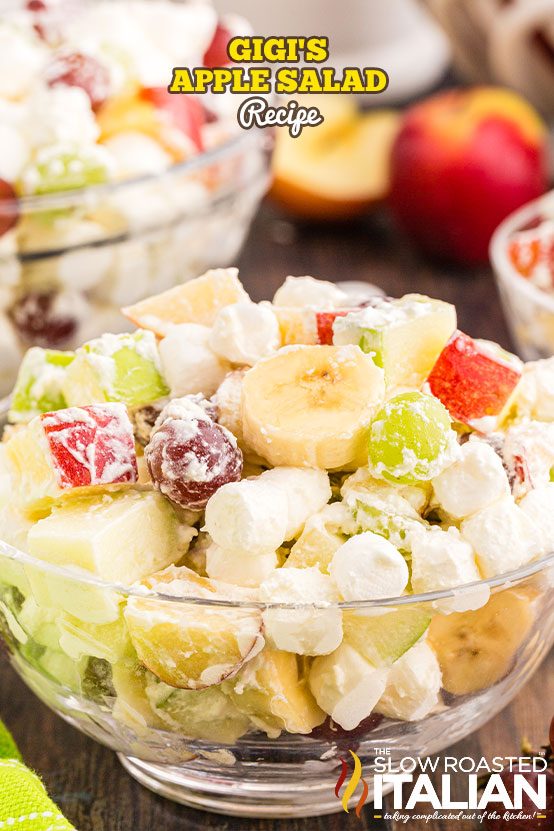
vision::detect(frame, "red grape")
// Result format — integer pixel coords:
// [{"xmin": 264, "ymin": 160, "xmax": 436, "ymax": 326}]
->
[
  {"xmin": 483, "ymin": 766, "xmax": 554, "ymax": 830},
  {"xmin": 0, "ymin": 180, "xmax": 19, "ymax": 238},
  {"xmin": 203, "ymin": 22, "xmax": 232, "ymax": 68},
  {"xmin": 310, "ymin": 714, "xmax": 383, "ymax": 754},
  {"xmin": 45, "ymin": 51, "xmax": 110, "ymax": 111},
  {"xmin": 133, "ymin": 394, "xmax": 216, "ymax": 447},
  {"xmin": 146, "ymin": 399, "xmax": 242, "ymax": 509},
  {"xmin": 9, "ymin": 291, "xmax": 79, "ymax": 348}
]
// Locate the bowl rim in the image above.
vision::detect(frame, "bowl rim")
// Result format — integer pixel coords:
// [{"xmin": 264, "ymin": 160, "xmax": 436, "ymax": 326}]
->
[
  {"xmin": 2, "ymin": 128, "xmax": 266, "ymax": 215},
  {"xmin": 489, "ymin": 188, "xmax": 554, "ymax": 314},
  {"xmin": 1, "ymin": 519, "xmax": 552, "ymax": 611}
]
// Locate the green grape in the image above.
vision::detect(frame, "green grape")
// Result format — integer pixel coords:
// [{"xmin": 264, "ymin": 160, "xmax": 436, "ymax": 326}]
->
[
  {"xmin": 368, "ymin": 391, "xmax": 456, "ymax": 484},
  {"xmin": 20, "ymin": 146, "xmax": 110, "ymax": 196}
]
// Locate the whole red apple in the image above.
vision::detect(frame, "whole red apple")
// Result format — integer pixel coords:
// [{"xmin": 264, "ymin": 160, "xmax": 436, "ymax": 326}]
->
[{"xmin": 389, "ymin": 87, "xmax": 548, "ymax": 265}]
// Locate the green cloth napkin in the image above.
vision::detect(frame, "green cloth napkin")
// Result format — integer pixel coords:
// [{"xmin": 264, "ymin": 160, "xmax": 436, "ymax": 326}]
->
[{"xmin": 0, "ymin": 720, "xmax": 75, "ymax": 831}]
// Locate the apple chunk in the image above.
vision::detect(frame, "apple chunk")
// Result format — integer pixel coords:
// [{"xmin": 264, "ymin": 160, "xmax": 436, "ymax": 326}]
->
[
  {"xmin": 224, "ymin": 648, "xmax": 325, "ymax": 737},
  {"xmin": 5, "ymin": 403, "xmax": 138, "ymax": 514},
  {"xmin": 271, "ymin": 99, "xmax": 400, "ymax": 220},
  {"xmin": 27, "ymin": 491, "xmax": 180, "ymax": 582},
  {"xmin": 333, "ymin": 295, "xmax": 456, "ymax": 389},
  {"xmin": 124, "ymin": 566, "xmax": 264, "ymax": 690},
  {"xmin": 9, "ymin": 347, "xmax": 75, "ymax": 424},
  {"xmin": 63, "ymin": 330, "xmax": 168, "ymax": 409},
  {"xmin": 427, "ymin": 331, "xmax": 522, "ymax": 427},
  {"xmin": 122, "ymin": 268, "xmax": 249, "ymax": 337}
]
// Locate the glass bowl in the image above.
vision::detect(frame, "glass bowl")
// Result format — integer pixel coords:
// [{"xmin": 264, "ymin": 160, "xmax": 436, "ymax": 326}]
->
[
  {"xmin": 0, "ymin": 405, "xmax": 552, "ymax": 819},
  {"xmin": 490, "ymin": 190, "xmax": 554, "ymax": 361},
  {"xmin": 0, "ymin": 128, "xmax": 270, "ymax": 397}
]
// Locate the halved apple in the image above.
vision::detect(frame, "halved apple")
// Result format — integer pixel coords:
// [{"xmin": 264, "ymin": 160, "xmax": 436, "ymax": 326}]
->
[{"xmin": 270, "ymin": 96, "xmax": 400, "ymax": 220}]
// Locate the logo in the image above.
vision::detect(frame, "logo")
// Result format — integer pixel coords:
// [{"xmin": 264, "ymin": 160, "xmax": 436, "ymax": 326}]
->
[
  {"xmin": 334, "ymin": 749, "xmax": 549, "ymax": 823},
  {"xmin": 168, "ymin": 35, "xmax": 388, "ymax": 137},
  {"xmin": 335, "ymin": 750, "xmax": 369, "ymax": 818}
]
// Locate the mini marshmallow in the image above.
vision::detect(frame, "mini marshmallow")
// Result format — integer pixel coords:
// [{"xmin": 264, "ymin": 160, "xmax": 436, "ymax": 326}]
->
[
  {"xmin": 329, "ymin": 531, "xmax": 409, "ymax": 601},
  {"xmin": 432, "ymin": 439, "xmax": 509, "ymax": 520},
  {"xmin": 309, "ymin": 643, "xmax": 389, "ymax": 730},
  {"xmin": 103, "ymin": 131, "xmax": 175, "ymax": 178},
  {"xmin": 206, "ymin": 544, "xmax": 277, "ymax": 588},
  {"xmin": 513, "ymin": 357, "xmax": 554, "ymax": 421},
  {"xmin": 519, "ymin": 484, "xmax": 554, "ymax": 553},
  {"xmin": 410, "ymin": 526, "xmax": 488, "ymax": 613},
  {"xmin": 503, "ymin": 420, "xmax": 554, "ymax": 496},
  {"xmin": 209, "ymin": 301, "xmax": 281, "ymax": 366},
  {"xmin": 259, "ymin": 567, "xmax": 343, "ymax": 656},
  {"xmin": 461, "ymin": 496, "xmax": 543, "ymax": 578},
  {"xmin": 159, "ymin": 323, "xmax": 230, "ymax": 398},
  {"xmin": 272, "ymin": 275, "xmax": 349, "ymax": 309},
  {"xmin": 205, "ymin": 466, "xmax": 330, "ymax": 555},
  {"xmin": 376, "ymin": 641, "xmax": 442, "ymax": 722},
  {"xmin": 204, "ymin": 478, "xmax": 289, "ymax": 553},
  {"xmin": 212, "ymin": 369, "xmax": 246, "ymax": 446},
  {"xmin": 261, "ymin": 466, "xmax": 331, "ymax": 539}
]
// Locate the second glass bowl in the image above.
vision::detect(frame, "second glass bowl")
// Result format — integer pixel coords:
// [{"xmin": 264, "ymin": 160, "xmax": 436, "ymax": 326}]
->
[
  {"xmin": 491, "ymin": 190, "xmax": 554, "ymax": 362},
  {"xmin": 0, "ymin": 128, "xmax": 270, "ymax": 396}
]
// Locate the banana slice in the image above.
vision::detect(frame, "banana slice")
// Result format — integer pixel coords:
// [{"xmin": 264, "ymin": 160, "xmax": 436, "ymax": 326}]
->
[
  {"xmin": 427, "ymin": 589, "xmax": 535, "ymax": 696},
  {"xmin": 242, "ymin": 345, "xmax": 384, "ymax": 470},
  {"xmin": 124, "ymin": 566, "xmax": 264, "ymax": 690}
]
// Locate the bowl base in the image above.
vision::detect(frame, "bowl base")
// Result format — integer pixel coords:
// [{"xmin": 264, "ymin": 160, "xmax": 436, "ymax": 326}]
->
[{"xmin": 117, "ymin": 753, "xmax": 384, "ymax": 818}]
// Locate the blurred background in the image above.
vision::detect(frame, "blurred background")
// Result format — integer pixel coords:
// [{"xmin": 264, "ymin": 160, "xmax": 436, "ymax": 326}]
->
[{"xmin": 0, "ymin": 0, "xmax": 554, "ymax": 395}]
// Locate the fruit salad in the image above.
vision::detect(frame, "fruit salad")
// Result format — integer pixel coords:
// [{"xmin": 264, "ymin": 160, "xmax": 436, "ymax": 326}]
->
[
  {"xmin": 0, "ymin": 269, "xmax": 552, "ymax": 746},
  {"xmin": 0, "ymin": 0, "xmax": 266, "ymax": 395}
]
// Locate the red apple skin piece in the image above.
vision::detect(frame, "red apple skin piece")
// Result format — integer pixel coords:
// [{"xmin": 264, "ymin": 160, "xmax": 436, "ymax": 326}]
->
[
  {"xmin": 508, "ymin": 233, "xmax": 554, "ymax": 282},
  {"xmin": 427, "ymin": 331, "xmax": 522, "ymax": 424},
  {"xmin": 140, "ymin": 87, "xmax": 205, "ymax": 151},
  {"xmin": 40, "ymin": 404, "xmax": 138, "ymax": 489},
  {"xmin": 388, "ymin": 88, "xmax": 548, "ymax": 265},
  {"xmin": 0, "ymin": 179, "xmax": 19, "ymax": 238},
  {"xmin": 203, "ymin": 22, "xmax": 233, "ymax": 68},
  {"xmin": 315, "ymin": 311, "xmax": 349, "ymax": 345},
  {"xmin": 508, "ymin": 237, "xmax": 543, "ymax": 279}
]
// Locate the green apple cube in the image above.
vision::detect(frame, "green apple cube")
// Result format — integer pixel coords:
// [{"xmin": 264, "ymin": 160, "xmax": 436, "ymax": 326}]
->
[
  {"xmin": 35, "ymin": 649, "xmax": 85, "ymax": 693},
  {"xmin": 63, "ymin": 330, "xmax": 169, "ymax": 409},
  {"xmin": 145, "ymin": 678, "xmax": 250, "ymax": 743},
  {"xmin": 9, "ymin": 348, "xmax": 75, "ymax": 424},
  {"xmin": 343, "ymin": 606, "xmax": 433, "ymax": 667},
  {"xmin": 18, "ymin": 596, "xmax": 61, "ymax": 651},
  {"xmin": 27, "ymin": 491, "xmax": 180, "ymax": 584},
  {"xmin": 58, "ymin": 612, "xmax": 134, "ymax": 664},
  {"xmin": 333, "ymin": 294, "xmax": 456, "ymax": 389},
  {"xmin": 24, "ymin": 565, "xmax": 121, "ymax": 625}
]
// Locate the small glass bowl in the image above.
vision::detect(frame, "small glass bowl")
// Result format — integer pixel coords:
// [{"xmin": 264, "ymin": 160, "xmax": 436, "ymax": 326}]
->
[
  {"xmin": 490, "ymin": 190, "xmax": 554, "ymax": 361},
  {"xmin": 0, "ymin": 445, "xmax": 552, "ymax": 817},
  {"xmin": 0, "ymin": 128, "xmax": 270, "ymax": 396}
]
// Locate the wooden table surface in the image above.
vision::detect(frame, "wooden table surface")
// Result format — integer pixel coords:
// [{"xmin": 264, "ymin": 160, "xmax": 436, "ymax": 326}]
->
[{"xmin": 1, "ymin": 203, "xmax": 552, "ymax": 830}]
